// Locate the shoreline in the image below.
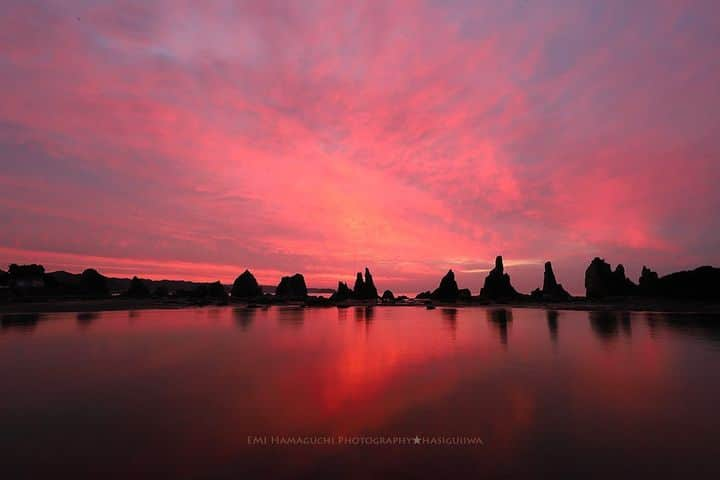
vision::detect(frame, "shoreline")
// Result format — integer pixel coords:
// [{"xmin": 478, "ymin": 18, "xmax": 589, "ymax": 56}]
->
[{"xmin": 2, "ymin": 297, "xmax": 720, "ymax": 315}]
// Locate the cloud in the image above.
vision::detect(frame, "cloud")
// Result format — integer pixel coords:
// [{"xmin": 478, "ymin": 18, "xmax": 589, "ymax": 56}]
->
[{"xmin": 1, "ymin": 0, "xmax": 719, "ymax": 294}]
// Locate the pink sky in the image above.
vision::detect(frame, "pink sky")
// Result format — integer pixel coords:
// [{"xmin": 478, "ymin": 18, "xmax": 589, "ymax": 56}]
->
[{"xmin": 1, "ymin": 0, "xmax": 719, "ymax": 294}]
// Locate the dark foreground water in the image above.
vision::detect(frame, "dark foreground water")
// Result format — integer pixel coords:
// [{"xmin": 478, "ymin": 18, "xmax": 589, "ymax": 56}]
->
[{"xmin": 2, "ymin": 306, "xmax": 720, "ymax": 479}]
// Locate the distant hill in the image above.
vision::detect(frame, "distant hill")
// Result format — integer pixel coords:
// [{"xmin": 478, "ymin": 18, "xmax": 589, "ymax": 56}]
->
[{"xmin": 47, "ymin": 271, "xmax": 333, "ymax": 295}]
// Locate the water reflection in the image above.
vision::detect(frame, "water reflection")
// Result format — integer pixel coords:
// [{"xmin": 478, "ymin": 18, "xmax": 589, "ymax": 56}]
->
[
  {"xmin": 1, "ymin": 313, "xmax": 42, "ymax": 332},
  {"xmin": 487, "ymin": 308, "xmax": 512, "ymax": 347},
  {"xmin": 546, "ymin": 310, "xmax": 559, "ymax": 343},
  {"xmin": 76, "ymin": 312, "xmax": 100, "ymax": 328},
  {"xmin": 277, "ymin": 306, "xmax": 305, "ymax": 328},
  {"xmin": 233, "ymin": 307, "xmax": 256, "ymax": 330},
  {"xmin": 589, "ymin": 311, "xmax": 633, "ymax": 343},
  {"xmin": 644, "ymin": 312, "xmax": 720, "ymax": 343},
  {"xmin": 441, "ymin": 308, "xmax": 458, "ymax": 339},
  {"xmin": 1, "ymin": 306, "xmax": 720, "ymax": 478}
]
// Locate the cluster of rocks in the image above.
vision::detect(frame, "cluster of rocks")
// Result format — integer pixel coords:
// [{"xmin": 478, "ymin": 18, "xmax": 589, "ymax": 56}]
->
[
  {"xmin": 479, "ymin": 256, "xmax": 520, "ymax": 300},
  {"xmin": 531, "ymin": 262, "xmax": 571, "ymax": 301},
  {"xmin": 330, "ymin": 267, "xmax": 380, "ymax": 301},
  {"xmin": 584, "ymin": 258, "xmax": 638, "ymax": 298},
  {"xmin": 276, "ymin": 273, "xmax": 308, "ymax": 299}
]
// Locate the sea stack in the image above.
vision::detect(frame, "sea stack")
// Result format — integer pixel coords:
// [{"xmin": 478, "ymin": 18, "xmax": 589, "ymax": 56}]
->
[
  {"xmin": 231, "ymin": 270, "xmax": 263, "ymax": 298},
  {"xmin": 638, "ymin": 266, "xmax": 660, "ymax": 296},
  {"xmin": 352, "ymin": 272, "xmax": 365, "ymax": 297},
  {"xmin": 275, "ymin": 273, "xmax": 308, "ymax": 299},
  {"xmin": 480, "ymin": 256, "xmax": 519, "ymax": 300},
  {"xmin": 431, "ymin": 269, "xmax": 460, "ymax": 301},
  {"xmin": 536, "ymin": 261, "xmax": 571, "ymax": 300},
  {"xmin": 330, "ymin": 281, "xmax": 352, "ymax": 301},
  {"xmin": 584, "ymin": 258, "xmax": 637, "ymax": 298},
  {"xmin": 353, "ymin": 267, "xmax": 378, "ymax": 299}
]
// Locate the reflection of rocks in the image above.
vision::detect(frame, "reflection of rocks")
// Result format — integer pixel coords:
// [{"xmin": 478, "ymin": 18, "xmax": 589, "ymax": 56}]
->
[
  {"xmin": 277, "ymin": 306, "xmax": 305, "ymax": 327},
  {"xmin": 231, "ymin": 270, "xmax": 263, "ymax": 298},
  {"xmin": 532, "ymin": 262, "xmax": 571, "ymax": 301},
  {"xmin": 442, "ymin": 308, "xmax": 458, "ymax": 335},
  {"xmin": 233, "ymin": 307, "xmax": 256, "ymax": 330},
  {"xmin": 276, "ymin": 274, "xmax": 308, "ymax": 299},
  {"xmin": 588, "ymin": 311, "xmax": 632, "ymax": 341},
  {"xmin": 547, "ymin": 310, "xmax": 559, "ymax": 342},
  {"xmin": 480, "ymin": 256, "xmax": 519, "ymax": 300},
  {"xmin": 1, "ymin": 312, "xmax": 41, "ymax": 331},
  {"xmin": 585, "ymin": 258, "xmax": 637, "ymax": 298},
  {"xmin": 431, "ymin": 270, "xmax": 460, "ymax": 301},
  {"xmin": 487, "ymin": 308, "xmax": 513, "ymax": 346}
]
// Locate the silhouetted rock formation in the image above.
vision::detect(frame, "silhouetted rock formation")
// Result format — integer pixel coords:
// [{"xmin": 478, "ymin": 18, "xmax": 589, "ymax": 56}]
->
[
  {"xmin": 80, "ymin": 268, "xmax": 109, "ymax": 296},
  {"xmin": 231, "ymin": 270, "xmax": 263, "ymax": 298},
  {"xmin": 276, "ymin": 273, "xmax": 308, "ymax": 299},
  {"xmin": 531, "ymin": 262, "xmax": 571, "ymax": 301},
  {"xmin": 638, "ymin": 266, "xmax": 660, "ymax": 296},
  {"xmin": 188, "ymin": 281, "xmax": 228, "ymax": 301},
  {"xmin": 585, "ymin": 258, "xmax": 637, "ymax": 298},
  {"xmin": 382, "ymin": 290, "xmax": 395, "ymax": 302},
  {"xmin": 126, "ymin": 276, "xmax": 150, "ymax": 298},
  {"xmin": 431, "ymin": 269, "xmax": 460, "ymax": 301},
  {"xmin": 480, "ymin": 256, "xmax": 519, "ymax": 300},
  {"xmin": 352, "ymin": 267, "xmax": 378, "ymax": 299},
  {"xmin": 458, "ymin": 288, "xmax": 471, "ymax": 300},
  {"xmin": 353, "ymin": 272, "xmax": 364, "ymax": 296},
  {"xmin": 0, "ymin": 269, "xmax": 8, "ymax": 286},
  {"xmin": 330, "ymin": 281, "xmax": 352, "ymax": 301},
  {"xmin": 655, "ymin": 266, "xmax": 720, "ymax": 300},
  {"xmin": 415, "ymin": 290, "xmax": 431, "ymax": 299},
  {"xmin": 8, "ymin": 264, "xmax": 45, "ymax": 290}
]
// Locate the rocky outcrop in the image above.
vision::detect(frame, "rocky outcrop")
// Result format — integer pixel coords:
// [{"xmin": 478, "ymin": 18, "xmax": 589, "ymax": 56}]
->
[
  {"xmin": 381, "ymin": 290, "xmax": 395, "ymax": 302},
  {"xmin": 532, "ymin": 262, "xmax": 571, "ymax": 301},
  {"xmin": 0, "ymin": 269, "xmax": 8, "ymax": 286},
  {"xmin": 458, "ymin": 288, "xmax": 472, "ymax": 300},
  {"xmin": 638, "ymin": 266, "xmax": 660, "ymax": 296},
  {"xmin": 480, "ymin": 256, "xmax": 519, "ymax": 300},
  {"xmin": 231, "ymin": 270, "xmax": 263, "ymax": 298},
  {"xmin": 276, "ymin": 273, "xmax": 308, "ymax": 298},
  {"xmin": 584, "ymin": 258, "xmax": 637, "ymax": 298},
  {"xmin": 126, "ymin": 276, "xmax": 150, "ymax": 298},
  {"xmin": 330, "ymin": 281, "xmax": 352, "ymax": 301},
  {"xmin": 415, "ymin": 290, "xmax": 432, "ymax": 299},
  {"xmin": 352, "ymin": 272, "xmax": 365, "ymax": 297},
  {"xmin": 353, "ymin": 267, "xmax": 378, "ymax": 299},
  {"xmin": 655, "ymin": 266, "xmax": 720, "ymax": 300},
  {"xmin": 430, "ymin": 269, "xmax": 460, "ymax": 301},
  {"xmin": 80, "ymin": 268, "xmax": 109, "ymax": 296}
]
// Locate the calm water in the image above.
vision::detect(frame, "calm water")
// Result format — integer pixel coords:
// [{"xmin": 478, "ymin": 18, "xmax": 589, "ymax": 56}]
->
[{"xmin": 2, "ymin": 306, "xmax": 720, "ymax": 479}]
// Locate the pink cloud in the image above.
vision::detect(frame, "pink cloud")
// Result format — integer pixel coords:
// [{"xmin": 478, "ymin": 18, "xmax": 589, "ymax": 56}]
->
[{"xmin": 1, "ymin": 0, "xmax": 719, "ymax": 294}]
